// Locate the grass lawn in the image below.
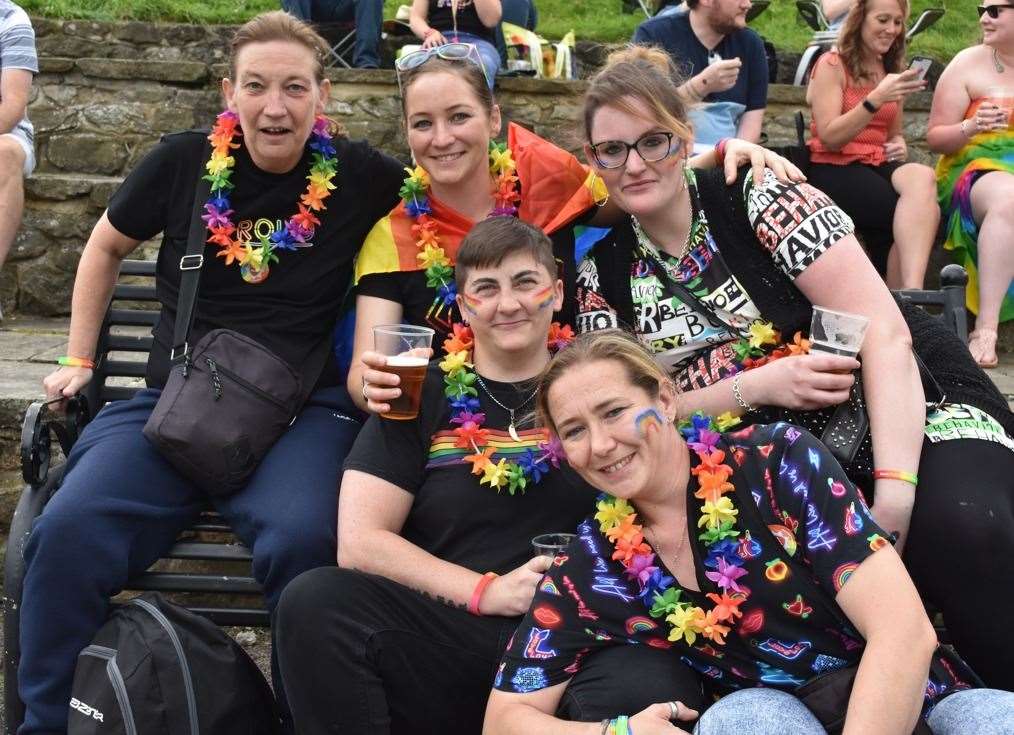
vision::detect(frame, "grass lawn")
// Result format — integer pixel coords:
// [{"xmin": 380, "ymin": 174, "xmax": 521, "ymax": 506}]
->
[{"xmin": 20, "ymin": 0, "xmax": 983, "ymax": 62}]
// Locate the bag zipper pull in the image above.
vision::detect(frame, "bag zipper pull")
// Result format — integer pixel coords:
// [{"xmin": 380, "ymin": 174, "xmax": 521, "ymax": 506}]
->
[
  {"xmin": 181, "ymin": 354, "xmax": 190, "ymax": 379},
  {"xmin": 206, "ymin": 357, "xmax": 223, "ymax": 400}
]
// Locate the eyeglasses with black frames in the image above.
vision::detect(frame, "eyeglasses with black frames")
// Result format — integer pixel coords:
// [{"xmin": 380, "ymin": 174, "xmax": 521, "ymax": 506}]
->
[
  {"xmin": 588, "ymin": 131, "xmax": 681, "ymax": 170},
  {"xmin": 978, "ymin": 4, "xmax": 1014, "ymax": 19}
]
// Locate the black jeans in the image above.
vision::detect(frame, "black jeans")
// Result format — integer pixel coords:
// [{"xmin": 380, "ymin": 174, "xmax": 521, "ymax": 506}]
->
[
  {"xmin": 276, "ymin": 568, "xmax": 705, "ymax": 733},
  {"xmin": 904, "ymin": 437, "xmax": 1014, "ymax": 690}
]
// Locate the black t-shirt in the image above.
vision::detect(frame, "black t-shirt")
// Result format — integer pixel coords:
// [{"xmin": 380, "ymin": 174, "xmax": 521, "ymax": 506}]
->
[
  {"xmin": 343, "ymin": 363, "xmax": 597, "ymax": 573},
  {"xmin": 107, "ymin": 130, "xmax": 405, "ymax": 388},
  {"xmin": 356, "ymin": 226, "xmax": 579, "ymax": 343},
  {"xmin": 495, "ymin": 424, "xmax": 976, "ymax": 713},
  {"xmin": 428, "ymin": 0, "xmax": 495, "ymax": 43}
]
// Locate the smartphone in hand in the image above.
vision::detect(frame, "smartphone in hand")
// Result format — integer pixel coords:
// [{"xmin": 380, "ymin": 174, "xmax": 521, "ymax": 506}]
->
[{"xmin": 907, "ymin": 56, "xmax": 933, "ymax": 81}]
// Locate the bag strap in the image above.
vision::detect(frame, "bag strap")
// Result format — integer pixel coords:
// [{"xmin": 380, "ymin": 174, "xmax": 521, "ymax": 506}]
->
[{"xmin": 170, "ymin": 154, "xmax": 214, "ymax": 365}]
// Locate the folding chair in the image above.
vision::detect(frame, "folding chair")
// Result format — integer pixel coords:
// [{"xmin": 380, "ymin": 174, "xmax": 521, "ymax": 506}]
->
[{"xmin": 317, "ymin": 21, "xmax": 358, "ymax": 68}]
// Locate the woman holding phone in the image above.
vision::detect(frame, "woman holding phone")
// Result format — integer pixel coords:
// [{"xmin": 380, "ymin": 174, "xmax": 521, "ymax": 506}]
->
[
  {"xmin": 805, "ymin": 0, "xmax": 938, "ymax": 288},
  {"xmin": 927, "ymin": 0, "xmax": 1014, "ymax": 368}
]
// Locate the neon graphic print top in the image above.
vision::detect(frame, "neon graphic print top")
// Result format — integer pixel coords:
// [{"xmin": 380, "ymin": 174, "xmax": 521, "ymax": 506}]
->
[{"xmin": 493, "ymin": 423, "xmax": 978, "ymax": 715}]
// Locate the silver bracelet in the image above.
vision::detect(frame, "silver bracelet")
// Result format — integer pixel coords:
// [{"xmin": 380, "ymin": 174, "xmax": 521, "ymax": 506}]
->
[{"xmin": 732, "ymin": 373, "xmax": 754, "ymax": 412}]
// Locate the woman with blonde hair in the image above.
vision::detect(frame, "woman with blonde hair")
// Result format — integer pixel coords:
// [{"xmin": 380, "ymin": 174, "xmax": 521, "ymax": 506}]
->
[
  {"xmin": 572, "ymin": 44, "xmax": 1014, "ymax": 689},
  {"xmin": 927, "ymin": 0, "xmax": 1014, "ymax": 368},
  {"xmin": 805, "ymin": 0, "xmax": 937, "ymax": 289},
  {"xmin": 19, "ymin": 11, "xmax": 407, "ymax": 733},
  {"xmin": 482, "ymin": 330, "xmax": 1014, "ymax": 734}
]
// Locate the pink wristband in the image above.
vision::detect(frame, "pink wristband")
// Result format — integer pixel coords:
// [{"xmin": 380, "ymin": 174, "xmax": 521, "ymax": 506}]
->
[
  {"xmin": 468, "ymin": 572, "xmax": 498, "ymax": 616},
  {"xmin": 715, "ymin": 138, "xmax": 729, "ymax": 165}
]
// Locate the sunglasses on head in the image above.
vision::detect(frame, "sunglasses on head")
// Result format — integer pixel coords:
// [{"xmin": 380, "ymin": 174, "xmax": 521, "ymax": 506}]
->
[
  {"xmin": 978, "ymin": 4, "xmax": 1014, "ymax": 18},
  {"xmin": 395, "ymin": 42, "xmax": 487, "ymax": 76}
]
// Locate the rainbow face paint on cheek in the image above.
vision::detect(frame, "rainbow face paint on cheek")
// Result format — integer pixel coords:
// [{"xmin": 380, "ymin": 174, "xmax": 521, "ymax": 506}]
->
[
  {"xmin": 533, "ymin": 285, "xmax": 556, "ymax": 311},
  {"xmin": 634, "ymin": 408, "xmax": 664, "ymax": 437},
  {"xmin": 461, "ymin": 293, "xmax": 483, "ymax": 314}
]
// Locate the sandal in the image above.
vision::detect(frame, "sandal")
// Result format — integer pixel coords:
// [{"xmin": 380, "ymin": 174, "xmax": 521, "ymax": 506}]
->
[{"xmin": 968, "ymin": 329, "xmax": 999, "ymax": 369}]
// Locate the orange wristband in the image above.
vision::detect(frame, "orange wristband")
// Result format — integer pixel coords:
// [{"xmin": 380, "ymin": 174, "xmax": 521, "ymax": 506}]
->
[{"xmin": 468, "ymin": 572, "xmax": 498, "ymax": 616}]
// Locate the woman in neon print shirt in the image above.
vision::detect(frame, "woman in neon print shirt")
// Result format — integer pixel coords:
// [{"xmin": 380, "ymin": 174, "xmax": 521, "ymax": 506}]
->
[{"xmin": 483, "ymin": 330, "xmax": 1014, "ymax": 735}]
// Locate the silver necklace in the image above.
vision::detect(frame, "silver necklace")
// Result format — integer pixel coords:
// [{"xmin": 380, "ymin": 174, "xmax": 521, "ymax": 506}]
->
[
  {"xmin": 994, "ymin": 47, "xmax": 1008, "ymax": 74},
  {"xmin": 474, "ymin": 374, "xmax": 538, "ymax": 442}
]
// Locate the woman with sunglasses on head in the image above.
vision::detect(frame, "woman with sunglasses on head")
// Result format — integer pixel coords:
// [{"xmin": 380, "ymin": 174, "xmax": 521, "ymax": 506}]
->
[
  {"xmin": 573, "ymin": 45, "xmax": 1014, "ymax": 689},
  {"xmin": 804, "ymin": 0, "xmax": 937, "ymax": 290},
  {"xmin": 275, "ymin": 219, "xmax": 709, "ymax": 734},
  {"xmin": 409, "ymin": 0, "xmax": 503, "ymax": 88},
  {"xmin": 483, "ymin": 329, "xmax": 1014, "ymax": 735},
  {"xmin": 927, "ymin": 0, "xmax": 1014, "ymax": 368},
  {"xmin": 350, "ymin": 42, "xmax": 803, "ymax": 417}
]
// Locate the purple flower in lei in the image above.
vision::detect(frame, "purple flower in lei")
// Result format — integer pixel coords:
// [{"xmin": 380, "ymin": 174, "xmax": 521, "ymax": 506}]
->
[
  {"xmin": 451, "ymin": 411, "xmax": 486, "ymax": 426},
  {"xmin": 705, "ymin": 556, "xmax": 748, "ymax": 593},
  {"xmin": 202, "ymin": 203, "xmax": 234, "ymax": 229},
  {"xmin": 688, "ymin": 428, "xmax": 721, "ymax": 454},
  {"xmin": 625, "ymin": 551, "xmax": 659, "ymax": 585},
  {"xmin": 539, "ymin": 435, "xmax": 566, "ymax": 468}
]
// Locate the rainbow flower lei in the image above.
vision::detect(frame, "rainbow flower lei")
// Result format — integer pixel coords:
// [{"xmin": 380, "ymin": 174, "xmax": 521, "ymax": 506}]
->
[
  {"xmin": 439, "ymin": 322, "xmax": 573, "ymax": 494},
  {"xmin": 595, "ymin": 413, "xmax": 750, "ymax": 646},
  {"xmin": 398, "ymin": 141, "xmax": 522, "ymax": 323},
  {"xmin": 201, "ymin": 111, "xmax": 338, "ymax": 281}
]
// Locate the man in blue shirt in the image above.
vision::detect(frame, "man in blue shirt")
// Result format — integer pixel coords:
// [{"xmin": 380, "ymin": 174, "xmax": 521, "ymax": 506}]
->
[{"xmin": 633, "ymin": 0, "xmax": 767, "ymax": 150}]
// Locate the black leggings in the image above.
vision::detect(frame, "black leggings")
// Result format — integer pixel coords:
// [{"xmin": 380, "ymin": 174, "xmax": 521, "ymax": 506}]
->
[
  {"xmin": 808, "ymin": 161, "xmax": 903, "ymax": 275},
  {"xmin": 275, "ymin": 568, "xmax": 706, "ymax": 734},
  {"xmin": 902, "ymin": 437, "xmax": 1014, "ymax": 690}
]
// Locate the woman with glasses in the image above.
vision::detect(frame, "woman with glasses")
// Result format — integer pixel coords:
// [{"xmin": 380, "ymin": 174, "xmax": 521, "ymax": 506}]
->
[
  {"xmin": 408, "ymin": 0, "xmax": 503, "ymax": 87},
  {"xmin": 351, "ymin": 43, "xmax": 800, "ymax": 416},
  {"xmin": 573, "ymin": 45, "xmax": 1014, "ymax": 689},
  {"xmin": 804, "ymin": 0, "xmax": 938, "ymax": 290},
  {"xmin": 927, "ymin": 0, "xmax": 1014, "ymax": 368}
]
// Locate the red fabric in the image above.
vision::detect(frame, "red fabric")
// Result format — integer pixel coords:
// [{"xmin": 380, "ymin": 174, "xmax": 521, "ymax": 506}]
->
[{"xmin": 807, "ymin": 52, "xmax": 899, "ymax": 166}]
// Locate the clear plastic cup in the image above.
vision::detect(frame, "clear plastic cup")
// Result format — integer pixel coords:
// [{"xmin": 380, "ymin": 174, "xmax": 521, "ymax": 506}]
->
[
  {"xmin": 373, "ymin": 324, "xmax": 434, "ymax": 420},
  {"xmin": 532, "ymin": 533, "xmax": 577, "ymax": 559},
  {"xmin": 809, "ymin": 307, "xmax": 869, "ymax": 358}
]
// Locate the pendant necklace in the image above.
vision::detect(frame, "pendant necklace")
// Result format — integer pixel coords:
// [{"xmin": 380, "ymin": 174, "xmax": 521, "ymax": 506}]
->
[
  {"xmin": 994, "ymin": 47, "xmax": 1008, "ymax": 74},
  {"xmin": 474, "ymin": 374, "xmax": 538, "ymax": 442}
]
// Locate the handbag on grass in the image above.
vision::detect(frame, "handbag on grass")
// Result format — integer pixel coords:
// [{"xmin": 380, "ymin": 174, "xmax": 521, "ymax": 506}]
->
[{"xmin": 143, "ymin": 161, "xmax": 330, "ymax": 497}]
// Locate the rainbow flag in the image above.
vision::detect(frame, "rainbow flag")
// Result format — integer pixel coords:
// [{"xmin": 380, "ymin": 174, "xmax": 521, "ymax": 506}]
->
[
  {"xmin": 354, "ymin": 122, "xmax": 606, "ymax": 284},
  {"xmin": 427, "ymin": 427, "xmax": 548, "ymax": 470},
  {"xmin": 936, "ymin": 101, "xmax": 1014, "ymax": 321}
]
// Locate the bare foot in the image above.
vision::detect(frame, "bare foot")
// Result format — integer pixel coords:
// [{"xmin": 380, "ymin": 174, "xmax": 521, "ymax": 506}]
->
[{"xmin": 968, "ymin": 329, "xmax": 999, "ymax": 369}]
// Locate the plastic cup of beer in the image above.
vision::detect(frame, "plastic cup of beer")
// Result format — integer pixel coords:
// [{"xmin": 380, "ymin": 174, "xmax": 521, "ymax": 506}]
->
[
  {"xmin": 532, "ymin": 533, "xmax": 577, "ymax": 560},
  {"xmin": 373, "ymin": 324, "xmax": 434, "ymax": 420},
  {"xmin": 984, "ymin": 86, "xmax": 1014, "ymax": 129},
  {"xmin": 809, "ymin": 307, "xmax": 869, "ymax": 358}
]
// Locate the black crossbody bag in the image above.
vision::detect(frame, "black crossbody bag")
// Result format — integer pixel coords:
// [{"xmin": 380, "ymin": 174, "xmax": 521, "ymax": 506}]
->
[{"xmin": 143, "ymin": 162, "xmax": 330, "ymax": 496}]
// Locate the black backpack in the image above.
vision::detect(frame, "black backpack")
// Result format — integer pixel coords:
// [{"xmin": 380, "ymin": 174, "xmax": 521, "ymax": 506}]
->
[{"xmin": 69, "ymin": 592, "xmax": 281, "ymax": 735}]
